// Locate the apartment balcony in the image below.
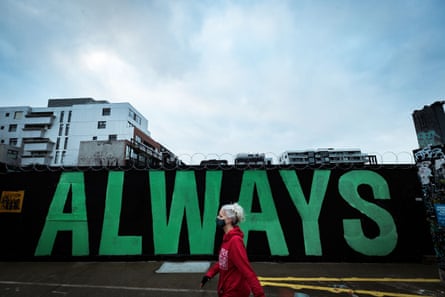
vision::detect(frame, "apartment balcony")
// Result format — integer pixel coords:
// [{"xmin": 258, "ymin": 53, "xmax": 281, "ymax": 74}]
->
[
  {"xmin": 288, "ymin": 157, "xmax": 309, "ymax": 164},
  {"xmin": 23, "ymin": 142, "xmax": 54, "ymax": 152},
  {"xmin": 24, "ymin": 111, "xmax": 55, "ymax": 126},
  {"xmin": 129, "ymin": 139, "xmax": 162, "ymax": 159},
  {"xmin": 21, "ymin": 129, "xmax": 45, "ymax": 138},
  {"xmin": 25, "ymin": 117, "xmax": 54, "ymax": 126},
  {"xmin": 21, "ymin": 156, "xmax": 52, "ymax": 166},
  {"xmin": 22, "ymin": 137, "xmax": 51, "ymax": 143}
]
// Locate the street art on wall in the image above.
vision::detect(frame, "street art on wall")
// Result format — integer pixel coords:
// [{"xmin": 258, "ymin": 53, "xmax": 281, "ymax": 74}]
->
[
  {"xmin": 0, "ymin": 166, "xmax": 432, "ymax": 261},
  {"xmin": 414, "ymin": 145, "xmax": 445, "ymax": 277},
  {"xmin": 0, "ymin": 190, "xmax": 24, "ymax": 213}
]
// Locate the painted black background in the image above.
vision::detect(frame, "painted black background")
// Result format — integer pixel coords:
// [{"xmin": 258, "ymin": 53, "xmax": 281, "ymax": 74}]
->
[{"xmin": 0, "ymin": 166, "xmax": 433, "ymax": 261}]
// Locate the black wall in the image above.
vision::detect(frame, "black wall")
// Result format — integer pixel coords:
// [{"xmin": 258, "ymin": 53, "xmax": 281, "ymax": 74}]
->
[{"xmin": 0, "ymin": 166, "xmax": 433, "ymax": 261}]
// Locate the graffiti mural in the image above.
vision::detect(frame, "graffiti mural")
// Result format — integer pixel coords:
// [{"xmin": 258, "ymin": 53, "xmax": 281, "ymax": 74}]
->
[
  {"xmin": 0, "ymin": 166, "xmax": 432, "ymax": 261},
  {"xmin": 414, "ymin": 145, "xmax": 445, "ymax": 278}
]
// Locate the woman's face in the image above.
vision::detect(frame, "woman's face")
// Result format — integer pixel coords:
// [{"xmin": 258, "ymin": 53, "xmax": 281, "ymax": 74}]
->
[{"xmin": 217, "ymin": 209, "xmax": 231, "ymax": 225}]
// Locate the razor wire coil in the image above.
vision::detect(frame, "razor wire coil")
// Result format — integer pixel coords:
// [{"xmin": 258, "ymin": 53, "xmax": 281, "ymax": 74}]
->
[{"xmin": 0, "ymin": 151, "xmax": 419, "ymax": 173}]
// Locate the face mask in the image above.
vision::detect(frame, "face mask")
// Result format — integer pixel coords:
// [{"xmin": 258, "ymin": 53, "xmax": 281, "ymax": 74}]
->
[{"xmin": 216, "ymin": 218, "xmax": 226, "ymax": 228}]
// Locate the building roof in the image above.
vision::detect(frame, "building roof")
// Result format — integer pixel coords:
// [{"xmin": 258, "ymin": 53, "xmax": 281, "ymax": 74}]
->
[{"xmin": 47, "ymin": 98, "xmax": 110, "ymax": 107}]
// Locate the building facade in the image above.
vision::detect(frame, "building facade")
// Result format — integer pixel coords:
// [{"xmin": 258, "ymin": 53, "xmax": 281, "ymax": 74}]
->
[
  {"xmin": 0, "ymin": 144, "xmax": 21, "ymax": 167},
  {"xmin": 234, "ymin": 153, "xmax": 272, "ymax": 166},
  {"xmin": 412, "ymin": 101, "xmax": 445, "ymax": 149},
  {"xmin": 279, "ymin": 148, "xmax": 375, "ymax": 165},
  {"xmin": 0, "ymin": 98, "xmax": 178, "ymax": 167}
]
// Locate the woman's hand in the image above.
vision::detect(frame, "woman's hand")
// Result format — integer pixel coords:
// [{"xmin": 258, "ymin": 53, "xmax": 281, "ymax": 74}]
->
[{"xmin": 200, "ymin": 275, "xmax": 210, "ymax": 288}]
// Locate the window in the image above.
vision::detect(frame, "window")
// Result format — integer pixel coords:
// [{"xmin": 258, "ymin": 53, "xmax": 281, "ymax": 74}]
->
[
  {"xmin": 97, "ymin": 121, "xmax": 106, "ymax": 129},
  {"xmin": 8, "ymin": 124, "xmax": 17, "ymax": 132},
  {"xmin": 60, "ymin": 111, "xmax": 64, "ymax": 123},
  {"xmin": 61, "ymin": 151, "xmax": 66, "ymax": 164},
  {"xmin": 64, "ymin": 137, "xmax": 68, "ymax": 150},
  {"xmin": 56, "ymin": 138, "xmax": 60, "ymax": 150},
  {"xmin": 108, "ymin": 134, "xmax": 117, "ymax": 141},
  {"xmin": 92, "ymin": 136, "xmax": 97, "ymax": 140},
  {"xmin": 129, "ymin": 109, "xmax": 141, "ymax": 124},
  {"xmin": 1, "ymin": 126, "xmax": 4, "ymax": 130},
  {"xmin": 5, "ymin": 112, "xmax": 10, "ymax": 117},
  {"xmin": 14, "ymin": 111, "xmax": 23, "ymax": 120},
  {"xmin": 68, "ymin": 111, "xmax": 72, "ymax": 122},
  {"xmin": 54, "ymin": 151, "xmax": 60, "ymax": 164},
  {"xmin": 9, "ymin": 138, "xmax": 18, "ymax": 146},
  {"xmin": 102, "ymin": 108, "xmax": 111, "ymax": 116},
  {"xmin": 65, "ymin": 124, "xmax": 70, "ymax": 135},
  {"xmin": 7, "ymin": 149, "xmax": 18, "ymax": 160},
  {"xmin": 58, "ymin": 124, "xmax": 63, "ymax": 136}
]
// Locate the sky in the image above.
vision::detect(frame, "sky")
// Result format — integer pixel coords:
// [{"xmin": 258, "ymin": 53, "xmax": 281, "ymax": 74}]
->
[{"xmin": 1, "ymin": 0, "xmax": 445, "ymax": 164}]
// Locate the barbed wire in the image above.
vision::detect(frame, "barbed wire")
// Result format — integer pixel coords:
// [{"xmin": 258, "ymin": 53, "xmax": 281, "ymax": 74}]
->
[
  {"xmin": 0, "ymin": 151, "xmax": 419, "ymax": 173},
  {"xmin": 176, "ymin": 151, "xmax": 417, "ymax": 165}
]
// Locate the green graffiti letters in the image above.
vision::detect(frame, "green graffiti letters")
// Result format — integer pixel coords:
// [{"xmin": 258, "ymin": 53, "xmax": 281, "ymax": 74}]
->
[
  {"xmin": 34, "ymin": 169, "xmax": 399, "ymax": 258},
  {"xmin": 150, "ymin": 171, "xmax": 222, "ymax": 254},
  {"xmin": 35, "ymin": 172, "xmax": 89, "ymax": 256},
  {"xmin": 99, "ymin": 171, "xmax": 142, "ymax": 255},
  {"xmin": 238, "ymin": 170, "xmax": 289, "ymax": 256},
  {"xmin": 279, "ymin": 170, "xmax": 331, "ymax": 256},
  {"xmin": 339, "ymin": 170, "xmax": 397, "ymax": 256}
]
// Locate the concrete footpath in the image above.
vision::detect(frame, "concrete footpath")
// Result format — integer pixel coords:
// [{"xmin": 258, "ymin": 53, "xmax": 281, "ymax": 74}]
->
[{"xmin": 0, "ymin": 261, "xmax": 444, "ymax": 297}]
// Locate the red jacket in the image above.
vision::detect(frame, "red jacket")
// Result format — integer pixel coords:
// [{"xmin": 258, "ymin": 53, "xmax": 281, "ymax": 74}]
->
[{"xmin": 206, "ymin": 226, "xmax": 265, "ymax": 297}]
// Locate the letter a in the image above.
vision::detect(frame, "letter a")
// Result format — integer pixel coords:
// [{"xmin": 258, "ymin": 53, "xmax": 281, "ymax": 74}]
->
[
  {"xmin": 238, "ymin": 170, "xmax": 289, "ymax": 256},
  {"xmin": 35, "ymin": 172, "xmax": 89, "ymax": 256}
]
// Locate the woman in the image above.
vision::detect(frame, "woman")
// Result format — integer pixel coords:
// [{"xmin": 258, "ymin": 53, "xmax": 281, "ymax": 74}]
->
[{"xmin": 200, "ymin": 202, "xmax": 266, "ymax": 297}]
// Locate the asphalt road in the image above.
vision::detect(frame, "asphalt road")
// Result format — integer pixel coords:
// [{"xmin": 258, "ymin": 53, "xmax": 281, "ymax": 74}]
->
[{"xmin": 0, "ymin": 261, "xmax": 444, "ymax": 297}]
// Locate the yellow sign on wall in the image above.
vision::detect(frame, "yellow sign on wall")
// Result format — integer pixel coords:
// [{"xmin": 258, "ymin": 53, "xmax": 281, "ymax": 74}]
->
[{"xmin": 0, "ymin": 191, "xmax": 25, "ymax": 213}]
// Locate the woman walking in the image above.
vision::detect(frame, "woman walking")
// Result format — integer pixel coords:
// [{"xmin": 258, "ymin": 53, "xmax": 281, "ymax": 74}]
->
[{"xmin": 200, "ymin": 202, "xmax": 266, "ymax": 297}]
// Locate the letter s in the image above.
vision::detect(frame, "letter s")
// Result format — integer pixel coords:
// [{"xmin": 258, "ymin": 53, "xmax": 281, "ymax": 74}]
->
[{"xmin": 339, "ymin": 170, "xmax": 397, "ymax": 256}]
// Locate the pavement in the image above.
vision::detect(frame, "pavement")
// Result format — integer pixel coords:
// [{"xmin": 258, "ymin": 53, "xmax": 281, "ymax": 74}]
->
[{"xmin": 0, "ymin": 261, "xmax": 444, "ymax": 297}]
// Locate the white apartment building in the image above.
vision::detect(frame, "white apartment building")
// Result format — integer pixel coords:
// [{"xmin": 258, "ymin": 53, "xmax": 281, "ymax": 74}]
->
[
  {"xmin": 0, "ymin": 98, "xmax": 176, "ymax": 167},
  {"xmin": 279, "ymin": 148, "xmax": 376, "ymax": 165},
  {"xmin": 234, "ymin": 153, "xmax": 273, "ymax": 166}
]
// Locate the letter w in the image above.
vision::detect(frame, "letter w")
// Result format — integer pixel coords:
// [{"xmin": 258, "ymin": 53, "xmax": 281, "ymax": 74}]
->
[{"xmin": 149, "ymin": 171, "xmax": 221, "ymax": 254}]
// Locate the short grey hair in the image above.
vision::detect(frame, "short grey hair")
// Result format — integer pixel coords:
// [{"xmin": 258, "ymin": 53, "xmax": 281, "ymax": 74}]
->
[{"xmin": 221, "ymin": 202, "xmax": 245, "ymax": 225}]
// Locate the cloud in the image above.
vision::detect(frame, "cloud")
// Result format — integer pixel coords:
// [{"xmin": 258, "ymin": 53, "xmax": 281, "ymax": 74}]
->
[{"xmin": 0, "ymin": 0, "xmax": 444, "ymax": 163}]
